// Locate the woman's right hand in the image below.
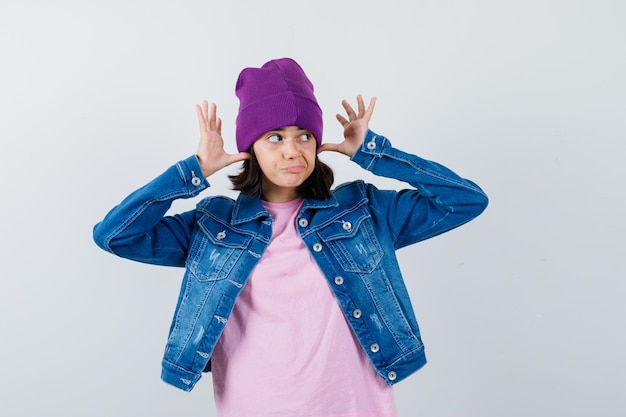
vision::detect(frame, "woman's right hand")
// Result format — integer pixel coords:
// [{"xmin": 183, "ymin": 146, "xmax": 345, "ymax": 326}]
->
[{"xmin": 195, "ymin": 100, "xmax": 250, "ymax": 178}]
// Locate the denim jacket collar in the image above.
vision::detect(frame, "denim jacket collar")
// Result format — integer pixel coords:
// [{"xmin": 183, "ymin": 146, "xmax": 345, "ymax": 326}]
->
[
  {"xmin": 231, "ymin": 193, "xmax": 268, "ymax": 225},
  {"xmin": 231, "ymin": 192, "xmax": 340, "ymax": 225}
]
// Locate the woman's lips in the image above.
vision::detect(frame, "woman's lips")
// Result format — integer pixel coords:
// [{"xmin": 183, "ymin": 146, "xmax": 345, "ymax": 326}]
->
[{"xmin": 283, "ymin": 165, "xmax": 305, "ymax": 173}]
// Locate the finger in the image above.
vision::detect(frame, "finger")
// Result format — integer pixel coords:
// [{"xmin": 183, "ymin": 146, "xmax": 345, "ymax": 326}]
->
[
  {"xmin": 226, "ymin": 151, "xmax": 251, "ymax": 165},
  {"xmin": 237, "ymin": 151, "xmax": 251, "ymax": 161},
  {"xmin": 216, "ymin": 117, "xmax": 222, "ymax": 135},
  {"xmin": 317, "ymin": 142, "xmax": 342, "ymax": 154},
  {"xmin": 196, "ymin": 104, "xmax": 208, "ymax": 131},
  {"xmin": 208, "ymin": 103, "xmax": 217, "ymax": 131},
  {"xmin": 336, "ymin": 113, "xmax": 349, "ymax": 127},
  {"xmin": 357, "ymin": 94, "xmax": 365, "ymax": 118},
  {"xmin": 364, "ymin": 96, "xmax": 377, "ymax": 121},
  {"xmin": 341, "ymin": 99, "xmax": 357, "ymax": 121}
]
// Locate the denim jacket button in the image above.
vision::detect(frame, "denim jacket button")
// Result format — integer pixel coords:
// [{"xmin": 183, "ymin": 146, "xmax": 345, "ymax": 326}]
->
[
  {"xmin": 191, "ymin": 171, "xmax": 202, "ymax": 186},
  {"xmin": 388, "ymin": 371, "xmax": 397, "ymax": 381},
  {"xmin": 312, "ymin": 243, "xmax": 323, "ymax": 252},
  {"xmin": 298, "ymin": 218, "xmax": 309, "ymax": 227},
  {"xmin": 370, "ymin": 343, "xmax": 380, "ymax": 353},
  {"xmin": 334, "ymin": 276, "xmax": 344, "ymax": 285},
  {"xmin": 216, "ymin": 231, "xmax": 226, "ymax": 240},
  {"xmin": 342, "ymin": 221, "xmax": 352, "ymax": 231},
  {"xmin": 367, "ymin": 139, "xmax": 376, "ymax": 150},
  {"xmin": 353, "ymin": 309, "xmax": 362, "ymax": 319}
]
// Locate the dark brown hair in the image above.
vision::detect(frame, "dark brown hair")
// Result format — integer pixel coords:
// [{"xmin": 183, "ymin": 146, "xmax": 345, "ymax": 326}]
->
[{"xmin": 229, "ymin": 147, "xmax": 334, "ymax": 200}]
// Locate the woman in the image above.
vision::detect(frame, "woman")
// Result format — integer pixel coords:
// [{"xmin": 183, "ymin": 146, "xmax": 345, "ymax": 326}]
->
[{"xmin": 93, "ymin": 57, "xmax": 488, "ymax": 417}]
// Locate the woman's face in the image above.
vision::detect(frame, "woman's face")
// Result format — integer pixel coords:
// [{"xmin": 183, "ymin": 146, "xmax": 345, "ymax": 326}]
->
[{"xmin": 252, "ymin": 126, "xmax": 317, "ymax": 202}]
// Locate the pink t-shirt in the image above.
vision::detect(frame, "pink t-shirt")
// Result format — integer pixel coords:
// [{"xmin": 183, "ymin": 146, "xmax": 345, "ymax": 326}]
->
[{"xmin": 211, "ymin": 198, "xmax": 397, "ymax": 417}]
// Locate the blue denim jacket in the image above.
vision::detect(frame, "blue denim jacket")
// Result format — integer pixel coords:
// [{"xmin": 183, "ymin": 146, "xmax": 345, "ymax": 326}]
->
[{"xmin": 93, "ymin": 130, "xmax": 488, "ymax": 392}]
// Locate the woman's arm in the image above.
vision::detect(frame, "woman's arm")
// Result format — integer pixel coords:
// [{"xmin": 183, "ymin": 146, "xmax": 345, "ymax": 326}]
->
[
  {"xmin": 93, "ymin": 101, "xmax": 249, "ymax": 266},
  {"xmin": 351, "ymin": 130, "xmax": 488, "ymax": 249},
  {"xmin": 92, "ymin": 156, "xmax": 208, "ymax": 267},
  {"xmin": 320, "ymin": 95, "xmax": 488, "ymax": 249}
]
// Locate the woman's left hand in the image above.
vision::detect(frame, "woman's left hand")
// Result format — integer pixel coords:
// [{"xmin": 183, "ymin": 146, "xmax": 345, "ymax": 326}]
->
[{"xmin": 318, "ymin": 95, "xmax": 376, "ymax": 157}]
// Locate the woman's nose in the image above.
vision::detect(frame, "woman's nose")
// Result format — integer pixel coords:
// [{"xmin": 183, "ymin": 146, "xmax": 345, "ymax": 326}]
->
[{"xmin": 282, "ymin": 138, "xmax": 301, "ymax": 157}]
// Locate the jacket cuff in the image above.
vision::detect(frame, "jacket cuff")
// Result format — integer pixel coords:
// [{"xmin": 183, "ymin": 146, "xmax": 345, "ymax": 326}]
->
[
  {"xmin": 176, "ymin": 155, "xmax": 210, "ymax": 197},
  {"xmin": 350, "ymin": 130, "xmax": 388, "ymax": 170},
  {"xmin": 161, "ymin": 359, "xmax": 202, "ymax": 392}
]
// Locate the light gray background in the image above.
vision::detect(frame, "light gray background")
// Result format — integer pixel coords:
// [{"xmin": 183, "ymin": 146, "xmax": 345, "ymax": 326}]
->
[{"xmin": 1, "ymin": 0, "xmax": 624, "ymax": 416}]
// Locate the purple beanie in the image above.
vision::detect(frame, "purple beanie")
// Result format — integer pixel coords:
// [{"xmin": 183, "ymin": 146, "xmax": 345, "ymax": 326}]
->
[{"xmin": 235, "ymin": 58, "xmax": 323, "ymax": 152}]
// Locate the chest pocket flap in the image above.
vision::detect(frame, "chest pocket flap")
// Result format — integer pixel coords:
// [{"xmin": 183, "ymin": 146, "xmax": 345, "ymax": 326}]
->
[
  {"xmin": 317, "ymin": 209, "xmax": 383, "ymax": 273},
  {"xmin": 187, "ymin": 215, "xmax": 252, "ymax": 281}
]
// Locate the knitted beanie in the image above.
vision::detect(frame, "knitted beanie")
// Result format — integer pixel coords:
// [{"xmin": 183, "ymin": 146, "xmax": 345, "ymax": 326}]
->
[{"xmin": 235, "ymin": 58, "xmax": 323, "ymax": 152}]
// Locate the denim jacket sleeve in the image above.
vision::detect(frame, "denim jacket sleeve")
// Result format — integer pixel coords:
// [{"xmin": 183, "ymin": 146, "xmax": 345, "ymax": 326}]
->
[
  {"xmin": 93, "ymin": 155, "xmax": 209, "ymax": 266},
  {"xmin": 350, "ymin": 130, "xmax": 488, "ymax": 249}
]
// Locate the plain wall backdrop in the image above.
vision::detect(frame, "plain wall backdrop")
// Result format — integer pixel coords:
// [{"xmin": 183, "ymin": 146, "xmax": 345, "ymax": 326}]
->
[{"xmin": 1, "ymin": 0, "xmax": 624, "ymax": 416}]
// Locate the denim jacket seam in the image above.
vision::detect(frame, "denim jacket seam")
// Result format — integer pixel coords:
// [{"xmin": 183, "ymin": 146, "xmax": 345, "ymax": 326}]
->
[
  {"xmin": 176, "ymin": 159, "xmax": 211, "ymax": 196},
  {"xmin": 103, "ymin": 186, "xmax": 198, "ymax": 253},
  {"xmin": 351, "ymin": 130, "xmax": 385, "ymax": 164},
  {"xmin": 385, "ymin": 344, "xmax": 426, "ymax": 368},
  {"xmin": 379, "ymin": 149, "xmax": 484, "ymax": 193},
  {"xmin": 358, "ymin": 132, "xmax": 486, "ymax": 199},
  {"xmin": 358, "ymin": 270, "xmax": 415, "ymax": 352},
  {"xmin": 365, "ymin": 292, "xmax": 405, "ymax": 351},
  {"xmin": 199, "ymin": 210, "xmax": 260, "ymax": 240},
  {"xmin": 302, "ymin": 197, "xmax": 368, "ymax": 238},
  {"xmin": 102, "ymin": 198, "xmax": 157, "ymax": 252},
  {"xmin": 417, "ymin": 211, "xmax": 454, "ymax": 240}
]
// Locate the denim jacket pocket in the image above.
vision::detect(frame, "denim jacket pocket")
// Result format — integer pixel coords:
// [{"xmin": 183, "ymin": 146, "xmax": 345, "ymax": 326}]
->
[
  {"xmin": 318, "ymin": 210, "xmax": 383, "ymax": 273},
  {"xmin": 187, "ymin": 215, "xmax": 251, "ymax": 282}
]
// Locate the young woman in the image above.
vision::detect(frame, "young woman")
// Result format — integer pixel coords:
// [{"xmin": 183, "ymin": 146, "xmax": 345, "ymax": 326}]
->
[{"xmin": 93, "ymin": 58, "xmax": 488, "ymax": 417}]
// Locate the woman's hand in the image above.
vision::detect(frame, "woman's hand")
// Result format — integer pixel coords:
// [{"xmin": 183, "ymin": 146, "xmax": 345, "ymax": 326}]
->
[
  {"xmin": 195, "ymin": 100, "xmax": 250, "ymax": 178},
  {"xmin": 318, "ymin": 95, "xmax": 376, "ymax": 158}
]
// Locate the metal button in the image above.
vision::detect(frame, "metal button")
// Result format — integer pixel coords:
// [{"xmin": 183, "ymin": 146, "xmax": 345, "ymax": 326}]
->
[
  {"xmin": 367, "ymin": 139, "xmax": 376, "ymax": 150},
  {"xmin": 353, "ymin": 309, "xmax": 362, "ymax": 319},
  {"xmin": 216, "ymin": 231, "xmax": 226, "ymax": 240},
  {"xmin": 370, "ymin": 343, "xmax": 380, "ymax": 353},
  {"xmin": 191, "ymin": 176, "xmax": 202, "ymax": 186},
  {"xmin": 312, "ymin": 243, "xmax": 322, "ymax": 252},
  {"xmin": 388, "ymin": 371, "xmax": 397, "ymax": 381},
  {"xmin": 298, "ymin": 218, "xmax": 309, "ymax": 227},
  {"xmin": 342, "ymin": 221, "xmax": 352, "ymax": 231},
  {"xmin": 334, "ymin": 276, "xmax": 344, "ymax": 285}
]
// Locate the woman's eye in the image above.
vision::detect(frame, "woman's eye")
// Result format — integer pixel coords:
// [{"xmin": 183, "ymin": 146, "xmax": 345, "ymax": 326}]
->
[
  {"xmin": 300, "ymin": 133, "xmax": 311, "ymax": 142},
  {"xmin": 267, "ymin": 134, "xmax": 281, "ymax": 143}
]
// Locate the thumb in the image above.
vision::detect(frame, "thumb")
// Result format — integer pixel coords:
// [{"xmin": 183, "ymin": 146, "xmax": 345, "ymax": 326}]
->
[
  {"xmin": 317, "ymin": 142, "xmax": 343, "ymax": 154},
  {"xmin": 226, "ymin": 151, "xmax": 251, "ymax": 165}
]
